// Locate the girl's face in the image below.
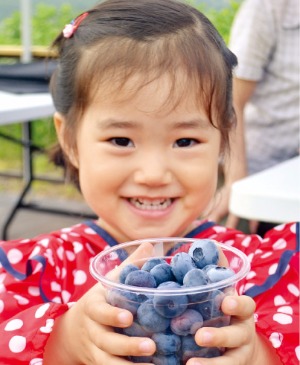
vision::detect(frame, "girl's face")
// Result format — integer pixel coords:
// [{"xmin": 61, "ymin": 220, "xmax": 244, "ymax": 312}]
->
[{"xmin": 58, "ymin": 73, "xmax": 221, "ymax": 243}]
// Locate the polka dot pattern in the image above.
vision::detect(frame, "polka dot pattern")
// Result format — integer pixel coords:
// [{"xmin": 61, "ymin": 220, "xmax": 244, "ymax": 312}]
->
[{"xmin": 0, "ymin": 221, "xmax": 297, "ymax": 364}]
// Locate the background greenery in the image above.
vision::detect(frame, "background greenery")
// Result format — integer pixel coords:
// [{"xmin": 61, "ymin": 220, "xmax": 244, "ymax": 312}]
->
[{"xmin": 0, "ymin": 1, "xmax": 240, "ymax": 194}]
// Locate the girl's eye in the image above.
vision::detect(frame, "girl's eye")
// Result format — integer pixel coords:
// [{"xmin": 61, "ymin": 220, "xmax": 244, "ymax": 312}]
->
[
  {"xmin": 174, "ymin": 138, "xmax": 199, "ymax": 148},
  {"xmin": 109, "ymin": 138, "xmax": 134, "ymax": 147}
]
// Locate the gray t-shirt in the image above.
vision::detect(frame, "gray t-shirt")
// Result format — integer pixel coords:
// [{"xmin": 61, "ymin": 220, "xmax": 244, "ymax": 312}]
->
[{"xmin": 229, "ymin": 0, "xmax": 299, "ymax": 174}]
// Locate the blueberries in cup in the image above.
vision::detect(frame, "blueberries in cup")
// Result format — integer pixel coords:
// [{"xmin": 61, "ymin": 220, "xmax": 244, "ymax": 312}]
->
[{"xmin": 106, "ymin": 239, "xmax": 238, "ymax": 363}]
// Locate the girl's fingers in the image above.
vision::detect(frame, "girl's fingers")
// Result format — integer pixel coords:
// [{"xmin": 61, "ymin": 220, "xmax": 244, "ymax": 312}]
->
[
  {"xmin": 88, "ymin": 300, "xmax": 133, "ymax": 328},
  {"xmin": 221, "ymin": 295, "xmax": 256, "ymax": 319},
  {"xmin": 93, "ymin": 330, "xmax": 156, "ymax": 357},
  {"xmin": 195, "ymin": 321, "xmax": 251, "ymax": 349},
  {"xmin": 186, "ymin": 352, "xmax": 240, "ymax": 365}
]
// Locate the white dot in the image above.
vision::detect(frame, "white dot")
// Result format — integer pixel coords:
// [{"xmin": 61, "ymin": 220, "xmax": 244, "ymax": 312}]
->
[
  {"xmin": 0, "ymin": 273, "xmax": 6, "ymax": 283},
  {"xmin": 269, "ymin": 332, "xmax": 283, "ymax": 348},
  {"xmin": 296, "ymin": 346, "xmax": 300, "ymax": 360},
  {"xmin": 241, "ymin": 236, "xmax": 251, "ymax": 247},
  {"xmin": 273, "ymin": 313, "xmax": 293, "ymax": 325},
  {"xmin": 40, "ymin": 319, "xmax": 54, "ymax": 333},
  {"xmin": 287, "ymin": 283, "xmax": 300, "ymax": 297},
  {"xmin": 5, "ymin": 319, "xmax": 23, "ymax": 331},
  {"xmin": 0, "ymin": 300, "xmax": 4, "ymax": 313},
  {"xmin": 290, "ymin": 223, "xmax": 296, "ymax": 234},
  {"xmin": 261, "ymin": 252, "xmax": 272, "ymax": 259},
  {"xmin": 277, "ymin": 306, "xmax": 293, "ymax": 315},
  {"xmin": 246, "ymin": 271, "xmax": 256, "ymax": 279},
  {"xmin": 66, "ymin": 251, "xmax": 75, "ymax": 261},
  {"xmin": 30, "ymin": 359, "xmax": 43, "ymax": 365},
  {"xmin": 269, "ymin": 263, "xmax": 278, "ymax": 275},
  {"xmin": 37, "ymin": 238, "xmax": 50, "ymax": 247},
  {"xmin": 84, "ymin": 227, "xmax": 97, "ymax": 235},
  {"xmin": 73, "ymin": 241, "xmax": 83, "ymax": 253},
  {"xmin": 61, "ymin": 227, "xmax": 72, "ymax": 232},
  {"xmin": 274, "ymin": 295, "xmax": 287, "ymax": 306},
  {"xmin": 213, "ymin": 226, "xmax": 227, "ymax": 233},
  {"xmin": 28, "ymin": 286, "xmax": 40, "ymax": 296},
  {"xmin": 35, "ymin": 303, "xmax": 50, "ymax": 319},
  {"xmin": 272, "ymin": 239, "xmax": 287, "ymax": 250},
  {"xmin": 62, "ymin": 290, "xmax": 71, "ymax": 303},
  {"xmin": 9, "ymin": 335, "xmax": 26, "ymax": 353},
  {"xmin": 74, "ymin": 270, "xmax": 87, "ymax": 285},
  {"xmin": 29, "ymin": 246, "xmax": 41, "ymax": 258},
  {"xmin": 7, "ymin": 249, "xmax": 23, "ymax": 264},
  {"xmin": 13, "ymin": 295, "xmax": 29, "ymax": 305},
  {"xmin": 51, "ymin": 281, "xmax": 61, "ymax": 292},
  {"xmin": 57, "ymin": 246, "xmax": 64, "ymax": 261}
]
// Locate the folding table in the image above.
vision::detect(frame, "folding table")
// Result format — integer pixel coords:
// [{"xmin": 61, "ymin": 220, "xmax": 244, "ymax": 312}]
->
[{"xmin": 229, "ymin": 156, "xmax": 300, "ymax": 223}]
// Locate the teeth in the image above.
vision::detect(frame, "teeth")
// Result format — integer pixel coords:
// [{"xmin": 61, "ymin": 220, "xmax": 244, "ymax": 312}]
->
[{"xmin": 130, "ymin": 198, "xmax": 172, "ymax": 210}]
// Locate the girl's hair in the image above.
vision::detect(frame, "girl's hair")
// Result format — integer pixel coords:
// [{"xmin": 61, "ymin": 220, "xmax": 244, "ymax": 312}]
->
[{"xmin": 50, "ymin": 0, "xmax": 237, "ymax": 187}]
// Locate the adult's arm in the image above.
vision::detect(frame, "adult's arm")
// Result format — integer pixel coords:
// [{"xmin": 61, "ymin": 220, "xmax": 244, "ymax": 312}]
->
[{"xmin": 209, "ymin": 78, "xmax": 256, "ymax": 227}]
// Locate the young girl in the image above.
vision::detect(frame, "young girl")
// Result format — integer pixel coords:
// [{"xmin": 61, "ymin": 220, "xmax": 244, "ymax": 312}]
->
[{"xmin": 0, "ymin": 1, "xmax": 298, "ymax": 364}]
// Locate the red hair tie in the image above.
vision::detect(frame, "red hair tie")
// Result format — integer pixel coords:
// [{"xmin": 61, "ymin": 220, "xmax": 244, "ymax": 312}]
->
[{"xmin": 63, "ymin": 12, "xmax": 89, "ymax": 38}]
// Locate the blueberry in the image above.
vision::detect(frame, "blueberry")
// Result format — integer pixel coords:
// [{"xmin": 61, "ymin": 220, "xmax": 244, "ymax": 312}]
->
[
  {"xmin": 122, "ymin": 320, "xmax": 152, "ymax": 337},
  {"xmin": 183, "ymin": 268, "xmax": 210, "ymax": 302},
  {"xmin": 107, "ymin": 289, "xmax": 140, "ymax": 315},
  {"xmin": 205, "ymin": 266, "xmax": 235, "ymax": 283},
  {"xmin": 181, "ymin": 335, "xmax": 206, "ymax": 363},
  {"xmin": 202, "ymin": 264, "xmax": 218, "ymax": 273},
  {"xmin": 152, "ymin": 332, "xmax": 181, "ymax": 355},
  {"xmin": 119, "ymin": 264, "xmax": 139, "ymax": 284},
  {"xmin": 125, "ymin": 269, "xmax": 157, "ymax": 288},
  {"xmin": 170, "ymin": 252, "xmax": 196, "ymax": 284},
  {"xmin": 142, "ymin": 258, "xmax": 166, "ymax": 272},
  {"xmin": 170, "ymin": 309, "xmax": 203, "ymax": 336},
  {"xmin": 150, "ymin": 263, "xmax": 175, "ymax": 286},
  {"xmin": 188, "ymin": 239, "xmax": 219, "ymax": 269},
  {"xmin": 193, "ymin": 289, "xmax": 225, "ymax": 321},
  {"xmin": 152, "ymin": 354, "xmax": 180, "ymax": 365},
  {"xmin": 137, "ymin": 299, "xmax": 170, "ymax": 333},
  {"xmin": 130, "ymin": 355, "xmax": 153, "ymax": 363},
  {"xmin": 153, "ymin": 282, "xmax": 188, "ymax": 318}
]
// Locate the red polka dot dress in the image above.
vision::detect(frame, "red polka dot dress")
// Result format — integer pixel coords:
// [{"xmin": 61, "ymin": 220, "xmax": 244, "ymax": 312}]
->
[{"xmin": 0, "ymin": 221, "xmax": 298, "ymax": 364}]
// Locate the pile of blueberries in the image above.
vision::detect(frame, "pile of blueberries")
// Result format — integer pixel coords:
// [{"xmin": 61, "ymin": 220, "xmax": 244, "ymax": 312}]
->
[{"xmin": 108, "ymin": 239, "xmax": 235, "ymax": 365}]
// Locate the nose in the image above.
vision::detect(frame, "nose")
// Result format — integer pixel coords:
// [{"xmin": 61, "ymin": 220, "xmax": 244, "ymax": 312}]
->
[{"xmin": 133, "ymin": 151, "xmax": 173, "ymax": 186}]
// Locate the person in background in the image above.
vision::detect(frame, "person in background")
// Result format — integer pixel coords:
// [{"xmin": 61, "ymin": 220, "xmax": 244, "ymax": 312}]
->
[
  {"xmin": 209, "ymin": 0, "xmax": 300, "ymax": 234},
  {"xmin": 0, "ymin": 1, "xmax": 298, "ymax": 364}
]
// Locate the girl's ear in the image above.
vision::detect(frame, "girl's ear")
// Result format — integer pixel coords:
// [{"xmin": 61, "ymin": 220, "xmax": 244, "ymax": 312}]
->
[{"xmin": 53, "ymin": 112, "xmax": 79, "ymax": 168}]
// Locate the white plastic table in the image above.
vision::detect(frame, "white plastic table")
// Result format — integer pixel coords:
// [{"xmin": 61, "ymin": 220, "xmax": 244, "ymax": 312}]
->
[
  {"xmin": 229, "ymin": 156, "xmax": 300, "ymax": 223},
  {"xmin": 0, "ymin": 91, "xmax": 95, "ymax": 239},
  {"xmin": 0, "ymin": 91, "xmax": 55, "ymax": 125}
]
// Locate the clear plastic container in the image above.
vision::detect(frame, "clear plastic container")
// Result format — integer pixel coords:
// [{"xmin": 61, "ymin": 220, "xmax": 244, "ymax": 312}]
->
[{"xmin": 90, "ymin": 238, "xmax": 250, "ymax": 364}]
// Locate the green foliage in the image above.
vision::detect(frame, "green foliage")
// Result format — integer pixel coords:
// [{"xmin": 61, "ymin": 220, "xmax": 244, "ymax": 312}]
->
[
  {"xmin": 0, "ymin": 4, "xmax": 77, "ymax": 46},
  {"xmin": 191, "ymin": 0, "xmax": 240, "ymax": 44}
]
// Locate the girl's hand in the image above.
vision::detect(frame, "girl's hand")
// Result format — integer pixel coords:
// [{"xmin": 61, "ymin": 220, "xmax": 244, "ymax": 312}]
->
[
  {"xmin": 44, "ymin": 242, "xmax": 156, "ymax": 365},
  {"xmin": 188, "ymin": 295, "xmax": 282, "ymax": 365}
]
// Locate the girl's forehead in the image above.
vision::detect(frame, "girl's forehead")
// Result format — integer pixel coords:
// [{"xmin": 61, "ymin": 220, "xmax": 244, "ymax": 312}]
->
[{"xmin": 89, "ymin": 70, "xmax": 206, "ymax": 113}]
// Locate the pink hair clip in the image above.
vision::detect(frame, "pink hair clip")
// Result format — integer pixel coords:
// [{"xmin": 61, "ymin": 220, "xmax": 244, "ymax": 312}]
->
[{"xmin": 63, "ymin": 12, "xmax": 89, "ymax": 38}]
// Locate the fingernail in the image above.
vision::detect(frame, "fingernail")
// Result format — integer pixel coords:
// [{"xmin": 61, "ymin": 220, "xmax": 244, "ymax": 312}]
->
[
  {"xmin": 188, "ymin": 360, "xmax": 204, "ymax": 365},
  {"xmin": 139, "ymin": 339, "xmax": 153, "ymax": 354},
  {"xmin": 200, "ymin": 331, "xmax": 213, "ymax": 345},
  {"xmin": 227, "ymin": 298, "xmax": 238, "ymax": 310},
  {"xmin": 117, "ymin": 311, "xmax": 131, "ymax": 325}
]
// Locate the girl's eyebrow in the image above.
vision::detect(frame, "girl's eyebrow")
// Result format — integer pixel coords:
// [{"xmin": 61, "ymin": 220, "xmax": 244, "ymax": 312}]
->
[
  {"xmin": 97, "ymin": 119, "xmax": 139, "ymax": 129},
  {"xmin": 172, "ymin": 119, "xmax": 210, "ymax": 129}
]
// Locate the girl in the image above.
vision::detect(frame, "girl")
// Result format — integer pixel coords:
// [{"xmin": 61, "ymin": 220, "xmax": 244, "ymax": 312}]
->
[{"xmin": 0, "ymin": 1, "xmax": 298, "ymax": 364}]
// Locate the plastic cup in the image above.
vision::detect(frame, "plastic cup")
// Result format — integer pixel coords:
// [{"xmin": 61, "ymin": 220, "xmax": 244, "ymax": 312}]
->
[{"xmin": 90, "ymin": 237, "xmax": 250, "ymax": 364}]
